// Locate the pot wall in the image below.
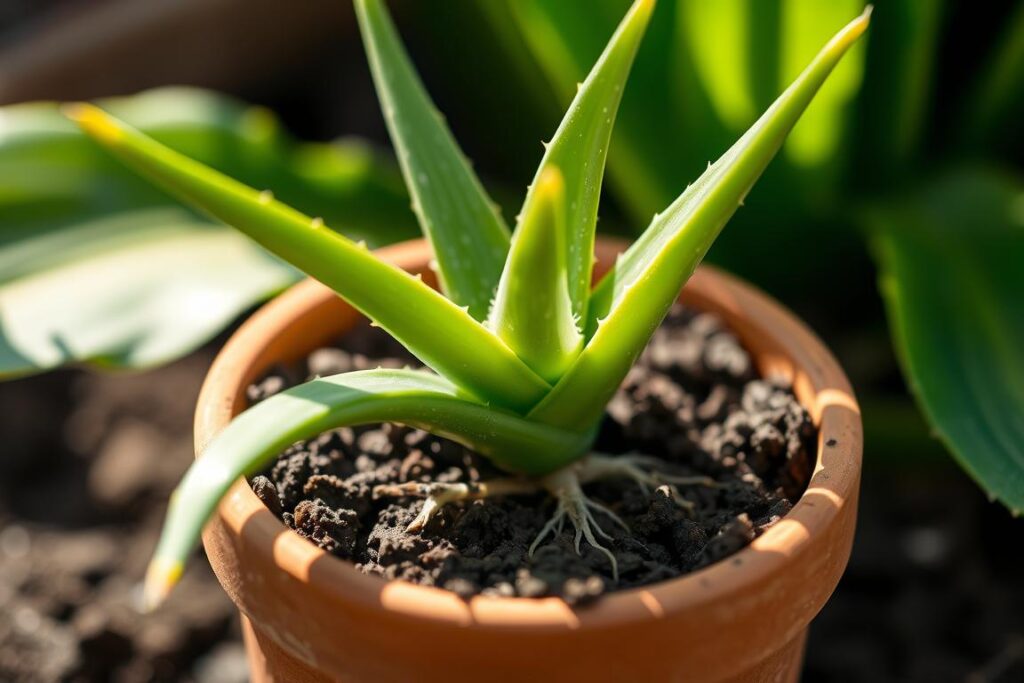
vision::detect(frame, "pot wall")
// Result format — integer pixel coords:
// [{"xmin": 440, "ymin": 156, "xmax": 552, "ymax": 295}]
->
[{"xmin": 195, "ymin": 238, "xmax": 862, "ymax": 682}]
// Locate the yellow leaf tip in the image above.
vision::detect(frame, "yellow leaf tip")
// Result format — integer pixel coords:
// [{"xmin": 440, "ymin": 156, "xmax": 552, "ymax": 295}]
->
[
  {"xmin": 61, "ymin": 102, "xmax": 123, "ymax": 144},
  {"xmin": 141, "ymin": 558, "xmax": 183, "ymax": 612},
  {"xmin": 851, "ymin": 4, "xmax": 873, "ymax": 32}
]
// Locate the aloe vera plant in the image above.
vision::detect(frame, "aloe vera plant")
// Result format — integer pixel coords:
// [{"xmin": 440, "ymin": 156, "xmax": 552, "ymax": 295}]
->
[{"xmin": 66, "ymin": 0, "xmax": 869, "ymax": 608}]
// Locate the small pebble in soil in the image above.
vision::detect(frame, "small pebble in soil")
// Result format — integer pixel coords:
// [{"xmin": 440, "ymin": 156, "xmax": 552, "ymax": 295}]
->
[{"xmin": 249, "ymin": 305, "xmax": 816, "ymax": 602}]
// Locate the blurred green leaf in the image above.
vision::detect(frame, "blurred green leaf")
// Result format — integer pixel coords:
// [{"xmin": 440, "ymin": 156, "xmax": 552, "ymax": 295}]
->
[
  {"xmin": 778, "ymin": 0, "xmax": 865, "ymax": 167},
  {"xmin": 680, "ymin": 0, "xmax": 758, "ymax": 131},
  {"xmin": 0, "ymin": 87, "xmax": 417, "ymax": 377},
  {"xmin": 0, "ymin": 211, "xmax": 297, "ymax": 374},
  {"xmin": 871, "ymin": 170, "xmax": 1024, "ymax": 512},
  {"xmin": 960, "ymin": 2, "xmax": 1024, "ymax": 158},
  {"xmin": 852, "ymin": 0, "xmax": 944, "ymax": 187}
]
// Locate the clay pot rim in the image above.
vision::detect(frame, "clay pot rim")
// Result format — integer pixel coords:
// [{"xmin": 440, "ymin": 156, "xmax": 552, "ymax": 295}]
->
[{"xmin": 195, "ymin": 237, "xmax": 861, "ymax": 632}]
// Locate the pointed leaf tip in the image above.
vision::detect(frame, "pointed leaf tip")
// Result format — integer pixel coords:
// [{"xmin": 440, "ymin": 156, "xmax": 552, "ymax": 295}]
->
[
  {"xmin": 63, "ymin": 103, "xmax": 123, "ymax": 144},
  {"xmin": 836, "ymin": 5, "xmax": 873, "ymax": 44},
  {"xmin": 141, "ymin": 558, "xmax": 182, "ymax": 612},
  {"xmin": 489, "ymin": 164, "xmax": 581, "ymax": 382}
]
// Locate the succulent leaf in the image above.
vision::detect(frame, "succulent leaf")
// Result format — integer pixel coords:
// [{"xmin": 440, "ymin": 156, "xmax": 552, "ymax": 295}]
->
[
  {"xmin": 528, "ymin": 8, "xmax": 872, "ymax": 434},
  {"xmin": 489, "ymin": 168, "xmax": 583, "ymax": 382},
  {"xmin": 143, "ymin": 368, "xmax": 590, "ymax": 608},
  {"xmin": 517, "ymin": 0, "xmax": 654, "ymax": 321},
  {"xmin": 355, "ymin": 0, "xmax": 511, "ymax": 320},
  {"xmin": 66, "ymin": 105, "xmax": 550, "ymax": 411}
]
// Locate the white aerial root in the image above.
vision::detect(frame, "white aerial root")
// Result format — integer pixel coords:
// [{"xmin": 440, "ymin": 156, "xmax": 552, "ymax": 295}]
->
[
  {"xmin": 531, "ymin": 466, "xmax": 623, "ymax": 579},
  {"xmin": 375, "ymin": 452, "xmax": 720, "ymax": 581}
]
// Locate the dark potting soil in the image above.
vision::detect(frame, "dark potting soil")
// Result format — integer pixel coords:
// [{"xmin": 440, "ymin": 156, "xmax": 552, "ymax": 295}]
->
[{"xmin": 247, "ymin": 304, "xmax": 816, "ymax": 602}]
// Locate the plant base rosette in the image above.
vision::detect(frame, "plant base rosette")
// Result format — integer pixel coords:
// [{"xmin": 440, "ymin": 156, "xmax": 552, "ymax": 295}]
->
[{"xmin": 196, "ymin": 239, "xmax": 861, "ymax": 683}]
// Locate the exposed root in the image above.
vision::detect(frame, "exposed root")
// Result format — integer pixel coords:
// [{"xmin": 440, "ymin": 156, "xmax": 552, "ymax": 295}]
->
[
  {"xmin": 378, "ymin": 452, "xmax": 720, "ymax": 583},
  {"xmin": 373, "ymin": 478, "xmax": 538, "ymax": 532},
  {"xmin": 579, "ymin": 452, "xmax": 721, "ymax": 513},
  {"xmin": 531, "ymin": 467, "xmax": 620, "ymax": 580}
]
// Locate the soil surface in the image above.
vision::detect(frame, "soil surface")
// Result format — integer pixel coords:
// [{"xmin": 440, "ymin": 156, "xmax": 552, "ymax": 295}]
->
[{"xmin": 247, "ymin": 305, "xmax": 815, "ymax": 601}]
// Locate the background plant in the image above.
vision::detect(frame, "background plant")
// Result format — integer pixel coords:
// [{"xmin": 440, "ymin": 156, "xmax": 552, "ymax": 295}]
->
[{"xmin": 67, "ymin": 0, "xmax": 866, "ymax": 606}]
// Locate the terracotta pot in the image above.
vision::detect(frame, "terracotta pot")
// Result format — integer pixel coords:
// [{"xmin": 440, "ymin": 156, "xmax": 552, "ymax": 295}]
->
[{"xmin": 195, "ymin": 238, "xmax": 861, "ymax": 682}]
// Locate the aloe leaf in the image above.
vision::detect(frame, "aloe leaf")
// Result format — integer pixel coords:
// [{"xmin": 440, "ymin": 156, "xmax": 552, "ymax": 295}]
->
[
  {"xmin": 517, "ymin": 0, "xmax": 653, "ymax": 320},
  {"xmin": 489, "ymin": 168, "xmax": 582, "ymax": 382},
  {"xmin": 0, "ymin": 88, "xmax": 416, "ymax": 377},
  {"xmin": 529, "ymin": 9, "xmax": 871, "ymax": 433},
  {"xmin": 67, "ymin": 105, "xmax": 550, "ymax": 410},
  {"xmin": 354, "ymin": 0, "xmax": 511, "ymax": 320},
  {"xmin": 870, "ymin": 170, "xmax": 1024, "ymax": 513},
  {"xmin": 144, "ymin": 368, "xmax": 590, "ymax": 607}
]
